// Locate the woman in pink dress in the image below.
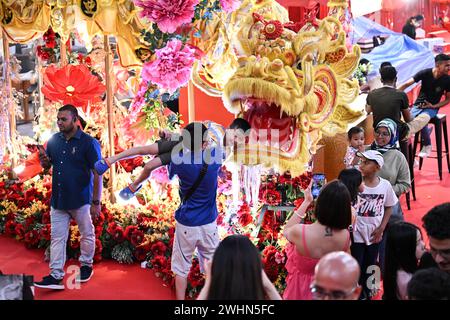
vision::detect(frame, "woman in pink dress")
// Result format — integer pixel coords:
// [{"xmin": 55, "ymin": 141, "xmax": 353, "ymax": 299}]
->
[{"xmin": 283, "ymin": 180, "xmax": 353, "ymax": 300}]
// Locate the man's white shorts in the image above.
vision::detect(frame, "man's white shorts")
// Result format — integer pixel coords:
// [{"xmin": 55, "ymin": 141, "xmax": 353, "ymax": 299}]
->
[{"xmin": 171, "ymin": 220, "xmax": 219, "ymax": 278}]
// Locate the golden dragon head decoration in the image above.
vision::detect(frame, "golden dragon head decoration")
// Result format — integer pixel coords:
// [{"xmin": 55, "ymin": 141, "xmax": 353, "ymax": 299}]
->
[{"xmin": 192, "ymin": 0, "xmax": 362, "ymax": 175}]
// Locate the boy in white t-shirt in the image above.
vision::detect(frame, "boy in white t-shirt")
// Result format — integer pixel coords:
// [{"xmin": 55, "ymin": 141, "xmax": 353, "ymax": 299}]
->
[{"xmin": 351, "ymin": 150, "xmax": 398, "ymax": 300}]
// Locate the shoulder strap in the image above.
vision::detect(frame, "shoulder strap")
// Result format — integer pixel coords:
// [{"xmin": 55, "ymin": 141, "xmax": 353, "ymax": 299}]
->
[{"xmin": 181, "ymin": 162, "xmax": 209, "ymax": 204}]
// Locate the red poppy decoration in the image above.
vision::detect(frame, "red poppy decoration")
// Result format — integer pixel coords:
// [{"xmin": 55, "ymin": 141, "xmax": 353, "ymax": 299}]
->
[{"xmin": 42, "ymin": 64, "xmax": 106, "ymax": 111}]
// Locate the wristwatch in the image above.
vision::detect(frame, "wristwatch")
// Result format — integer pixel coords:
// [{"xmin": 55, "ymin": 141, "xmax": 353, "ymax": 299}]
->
[{"xmin": 92, "ymin": 200, "xmax": 100, "ymax": 205}]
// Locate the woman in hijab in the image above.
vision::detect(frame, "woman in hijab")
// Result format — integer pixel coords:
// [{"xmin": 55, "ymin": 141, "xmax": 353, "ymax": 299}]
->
[
  {"xmin": 370, "ymin": 118, "xmax": 411, "ymax": 275},
  {"xmin": 370, "ymin": 118, "xmax": 411, "ymax": 216}
]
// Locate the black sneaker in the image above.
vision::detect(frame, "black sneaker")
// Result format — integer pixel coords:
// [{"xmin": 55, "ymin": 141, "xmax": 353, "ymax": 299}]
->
[
  {"xmin": 78, "ymin": 266, "xmax": 94, "ymax": 283},
  {"xmin": 34, "ymin": 275, "xmax": 64, "ymax": 290}
]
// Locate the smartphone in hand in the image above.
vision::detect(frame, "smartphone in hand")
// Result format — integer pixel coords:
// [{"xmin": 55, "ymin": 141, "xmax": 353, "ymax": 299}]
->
[{"xmin": 311, "ymin": 173, "xmax": 326, "ymax": 199}]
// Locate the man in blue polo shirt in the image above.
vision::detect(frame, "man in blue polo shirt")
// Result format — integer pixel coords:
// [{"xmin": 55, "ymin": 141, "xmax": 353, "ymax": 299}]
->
[
  {"xmin": 35, "ymin": 104, "xmax": 103, "ymax": 290},
  {"xmin": 169, "ymin": 122, "xmax": 223, "ymax": 300}
]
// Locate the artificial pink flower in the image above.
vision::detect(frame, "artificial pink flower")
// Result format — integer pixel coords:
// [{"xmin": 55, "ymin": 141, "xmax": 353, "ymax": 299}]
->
[
  {"xmin": 134, "ymin": 0, "xmax": 199, "ymax": 33},
  {"xmin": 151, "ymin": 166, "xmax": 169, "ymax": 185},
  {"xmin": 220, "ymin": 0, "xmax": 241, "ymax": 13},
  {"xmin": 141, "ymin": 39, "xmax": 196, "ymax": 93}
]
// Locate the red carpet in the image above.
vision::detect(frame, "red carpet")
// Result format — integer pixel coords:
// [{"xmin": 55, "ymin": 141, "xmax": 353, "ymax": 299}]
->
[
  {"xmin": 0, "ymin": 235, "xmax": 175, "ymax": 300},
  {"xmin": 402, "ymin": 104, "xmax": 450, "ymax": 243},
  {"xmin": 1, "ymin": 107, "xmax": 449, "ymax": 300}
]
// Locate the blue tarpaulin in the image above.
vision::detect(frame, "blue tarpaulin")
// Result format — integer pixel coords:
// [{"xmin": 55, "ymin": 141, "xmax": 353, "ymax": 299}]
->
[{"xmin": 349, "ymin": 16, "xmax": 435, "ymax": 91}]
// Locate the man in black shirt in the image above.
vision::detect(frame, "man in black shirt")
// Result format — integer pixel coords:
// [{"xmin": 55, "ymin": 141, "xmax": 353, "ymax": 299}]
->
[
  {"xmin": 419, "ymin": 203, "xmax": 450, "ymax": 273},
  {"xmin": 399, "ymin": 54, "xmax": 450, "ymax": 157},
  {"xmin": 366, "ymin": 65, "xmax": 412, "ymax": 128},
  {"xmin": 402, "ymin": 15, "xmax": 424, "ymax": 40}
]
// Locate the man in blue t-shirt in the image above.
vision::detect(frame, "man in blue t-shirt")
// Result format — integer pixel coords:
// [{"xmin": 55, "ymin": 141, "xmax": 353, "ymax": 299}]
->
[
  {"xmin": 168, "ymin": 122, "xmax": 223, "ymax": 300},
  {"xmin": 35, "ymin": 105, "xmax": 102, "ymax": 290},
  {"xmin": 399, "ymin": 53, "xmax": 450, "ymax": 157}
]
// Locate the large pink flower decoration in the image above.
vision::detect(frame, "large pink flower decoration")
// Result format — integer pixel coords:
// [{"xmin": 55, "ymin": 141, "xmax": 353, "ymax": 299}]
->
[
  {"xmin": 220, "ymin": 0, "xmax": 241, "ymax": 13},
  {"xmin": 141, "ymin": 39, "xmax": 196, "ymax": 93},
  {"xmin": 134, "ymin": 0, "xmax": 199, "ymax": 33}
]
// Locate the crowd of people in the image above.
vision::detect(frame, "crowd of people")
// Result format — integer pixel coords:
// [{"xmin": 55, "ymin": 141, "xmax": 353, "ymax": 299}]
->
[
  {"xmin": 31, "ymin": 52, "xmax": 450, "ymax": 301},
  {"xmin": 340, "ymin": 52, "xmax": 450, "ymax": 299}
]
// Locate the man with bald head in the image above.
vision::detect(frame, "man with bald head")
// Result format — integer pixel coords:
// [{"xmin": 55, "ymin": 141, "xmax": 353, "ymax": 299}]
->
[{"xmin": 310, "ymin": 251, "xmax": 362, "ymax": 300}]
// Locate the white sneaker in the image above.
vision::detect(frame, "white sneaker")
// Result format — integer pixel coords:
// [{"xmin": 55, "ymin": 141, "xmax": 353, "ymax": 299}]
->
[
  {"xmin": 414, "ymin": 159, "xmax": 419, "ymax": 168},
  {"xmin": 418, "ymin": 145, "xmax": 432, "ymax": 158}
]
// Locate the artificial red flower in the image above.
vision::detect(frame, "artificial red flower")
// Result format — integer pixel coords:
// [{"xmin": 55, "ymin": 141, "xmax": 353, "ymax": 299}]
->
[
  {"xmin": 138, "ymin": 215, "xmax": 156, "ymax": 228},
  {"xmin": 119, "ymin": 157, "xmax": 144, "ymax": 173},
  {"xmin": 40, "ymin": 224, "xmax": 51, "ymax": 241},
  {"xmin": 216, "ymin": 213, "xmax": 224, "ymax": 226},
  {"xmin": 41, "ymin": 211, "xmax": 51, "ymax": 224},
  {"xmin": 151, "ymin": 241, "xmax": 167, "ymax": 256},
  {"xmin": 6, "ymin": 212, "xmax": 15, "ymax": 221},
  {"xmin": 238, "ymin": 212, "xmax": 253, "ymax": 227},
  {"xmin": 43, "ymin": 28, "xmax": 56, "ymax": 43},
  {"xmin": 24, "ymin": 188, "xmax": 39, "ymax": 202},
  {"xmin": 278, "ymin": 172, "xmax": 293, "ymax": 185},
  {"xmin": 168, "ymin": 227, "xmax": 175, "ymax": 248},
  {"xmin": 112, "ymin": 226, "xmax": 125, "ymax": 243},
  {"xmin": 237, "ymin": 202, "xmax": 253, "ymax": 227},
  {"xmin": 187, "ymin": 260, "xmax": 205, "ymax": 289},
  {"xmin": 262, "ymin": 189, "xmax": 281, "ymax": 206},
  {"xmin": 24, "ymin": 230, "xmax": 40, "ymax": 248},
  {"xmin": 124, "ymin": 225, "xmax": 139, "ymax": 241},
  {"xmin": 93, "ymin": 212, "xmax": 105, "ymax": 226},
  {"xmin": 293, "ymin": 172, "xmax": 312, "ymax": 190},
  {"xmin": 5, "ymin": 220, "xmax": 17, "ymax": 236},
  {"xmin": 134, "ymin": 244, "xmax": 151, "ymax": 261},
  {"xmin": 95, "ymin": 225, "xmax": 103, "ymax": 237},
  {"xmin": 261, "ymin": 210, "xmax": 276, "ymax": 231},
  {"xmin": 237, "ymin": 201, "xmax": 251, "ymax": 219},
  {"xmin": 15, "ymin": 224, "xmax": 25, "ymax": 240},
  {"xmin": 151, "ymin": 255, "xmax": 168, "ymax": 270},
  {"xmin": 42, "ymin": 64, "xmax": 106, "ymax": 112},
  {"xmin": 107, "ymin": 222, "xmax": 118, "ymax": 235},
  {"xmin": 46, "ymin": 38, "xmax": 56, "ymax": 49},
  {"xmin": 262, "ymin": 245, "xmax": 277, "ymax": 260},
  {"xmin": 36, "ymin": 46, "xmax": 50, "ymax": 60},
  {"xmin": 263, "ymin": 259, "xmax": 279, "ymax": 282},
  {"xmin": 262, "ymin": 245, "xmax": 280, "ymax": 281},
  {"xmin": 168, "ymin": 227, "xmax": 175, "ymax": 239},
  {"xmin": 25, "ymin": 216, "xmax": 35, "ymax": 229},
  {"xmin": 130, "ymin": 230, "xmax": 145, "ymax": 247},
  {"xmin": 95, "ymin": 238, "xmax": 103, "ymax": 255}
]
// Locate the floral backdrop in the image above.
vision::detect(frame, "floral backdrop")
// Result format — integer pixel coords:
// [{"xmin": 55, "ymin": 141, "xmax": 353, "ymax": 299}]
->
[{"xmin": 0, "ymin": 149, "xmax": 313, "ymax": 298}]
